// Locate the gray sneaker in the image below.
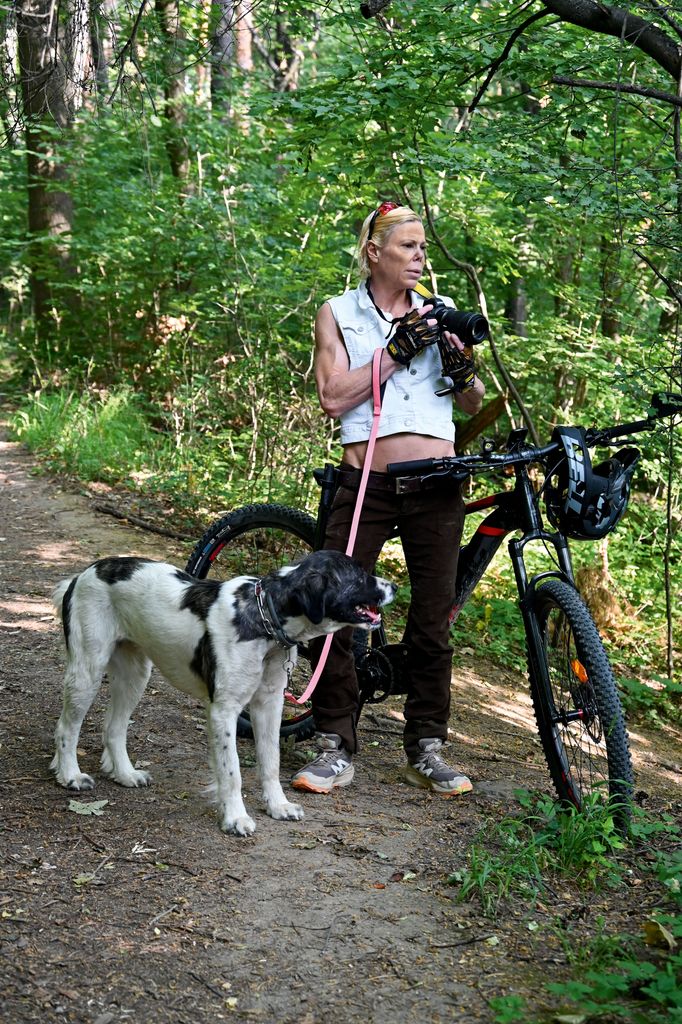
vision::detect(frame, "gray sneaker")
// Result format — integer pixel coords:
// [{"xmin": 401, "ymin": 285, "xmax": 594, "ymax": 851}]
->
[
  {"xmin": 404, "ymin": 739, "xmax": 472, "ymax": 796},
  {"xmin": 291, "ymin": 733, "xmax": 355, "ymax": 794}
]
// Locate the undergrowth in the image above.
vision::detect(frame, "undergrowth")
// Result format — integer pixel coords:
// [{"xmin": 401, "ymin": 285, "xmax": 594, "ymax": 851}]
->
[
  {"xmin": 454, "ymin": 792, "xmax": 682, "ymax": 1024},
  {"xmin": 9, "ymin": 386, "xmax": 320, "ymax": 517},
  {"xmin": 449, "ymin": 791, "xmax": 631, "ymax": 916}
]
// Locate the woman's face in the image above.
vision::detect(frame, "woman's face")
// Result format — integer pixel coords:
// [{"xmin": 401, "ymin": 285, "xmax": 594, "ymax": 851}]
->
[{"xmin": 369, "ymin": 220, "xmax": 426, "ymax": 289}]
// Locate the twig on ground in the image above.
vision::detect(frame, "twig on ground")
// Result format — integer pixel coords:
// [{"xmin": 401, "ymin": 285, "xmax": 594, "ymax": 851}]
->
[{"xmin": 92, "ymin": 502, "xmax": 193, "ymax": 542}]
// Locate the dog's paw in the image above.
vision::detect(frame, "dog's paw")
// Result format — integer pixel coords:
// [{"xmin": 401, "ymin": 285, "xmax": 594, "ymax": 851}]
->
[
  {"xmin": 105, "ymin": 768, "xmax": 153, "ymax": 788},
  {"xmin": 121, "ymin": 769, "xmax": 153, "ymax": 788},
  {"xmin": 221, "ymin": 814, "xmax": 256, "ymax": 837},
  {"xmin": 63, "ymin": 773, "xmax": 96, "ymax": 792},
  {"xmin": 268, "ymin": 801, "xmax": 304, "ymax": 822}
]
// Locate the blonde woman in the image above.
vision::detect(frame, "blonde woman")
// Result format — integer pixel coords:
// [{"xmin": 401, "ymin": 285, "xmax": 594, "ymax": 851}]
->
[{"xmin": 292, "ymin": 202, "xmax": 485, "ymax": 797}]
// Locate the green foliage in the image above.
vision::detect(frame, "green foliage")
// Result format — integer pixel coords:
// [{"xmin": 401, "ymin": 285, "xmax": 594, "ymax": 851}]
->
[
  {"xmin": 449, "ymin": 791, "xmax": 629, "ymax": 917},
  {"xmin": 11, "ymin": 388, "xmax": 168, "ymax": 485},
  {"xmin": 545, "ymin": 935, "xmax": 682, "ymax": 1023},
  {"xmin": 9, "ymin": 383, "xmax": 327, "ymax": 512},
  {"xmin": 618, "ymin": 675, "xmax": 682, "ymax": 725},
  {"xmin": 454, "ymin": 796, "xmax": 682, "ymax": 1022},
  {"xmin": 489, "ymin": 993, "xmax": 527, "ymax": 1024}
]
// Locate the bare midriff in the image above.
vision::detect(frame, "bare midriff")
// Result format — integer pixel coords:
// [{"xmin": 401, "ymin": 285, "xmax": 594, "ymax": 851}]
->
[{"xmin": 342, "ymin": 433, "xmax": 455, "ymax": 473}]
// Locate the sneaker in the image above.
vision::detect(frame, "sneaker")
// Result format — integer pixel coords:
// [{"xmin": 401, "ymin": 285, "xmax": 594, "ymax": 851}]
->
[
  {"xmin": 404, "ymin": 739, "xmax": 472, "ymax": 796},
  {"xmin": 291, "ymin": 733, "xmax": 355, "ymax": 794}
]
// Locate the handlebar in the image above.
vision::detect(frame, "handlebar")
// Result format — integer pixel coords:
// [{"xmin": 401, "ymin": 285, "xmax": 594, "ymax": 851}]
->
[{"xmin": 386, "ymin": 391, "xmax": 682, "ymax": 481}]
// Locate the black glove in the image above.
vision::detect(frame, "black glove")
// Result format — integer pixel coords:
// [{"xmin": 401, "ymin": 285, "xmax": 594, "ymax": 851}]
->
[
  {"xmin": 385, "ymin": 309, "xmax": 439, "ymax": 365},
  {"xmin": 438, "ymin": 338, "xmax": 476, "ymax": 392}
]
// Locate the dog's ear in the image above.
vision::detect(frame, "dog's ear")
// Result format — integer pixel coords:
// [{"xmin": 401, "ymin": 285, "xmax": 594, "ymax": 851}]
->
[{"xmin": 296, "ymin": 572, "xmax": 326, "ymax": 625}]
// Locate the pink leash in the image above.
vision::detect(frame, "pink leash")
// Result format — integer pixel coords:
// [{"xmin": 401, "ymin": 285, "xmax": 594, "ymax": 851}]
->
[{"xmin": 294, "ymin": 347, "xmax": 384, "ymax": 705}]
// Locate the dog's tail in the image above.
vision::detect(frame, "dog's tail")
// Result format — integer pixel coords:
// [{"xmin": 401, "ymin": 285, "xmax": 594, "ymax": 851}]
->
[{"xmin": 52, "ymin": 576, "xmax": 77, "ymax": 621}]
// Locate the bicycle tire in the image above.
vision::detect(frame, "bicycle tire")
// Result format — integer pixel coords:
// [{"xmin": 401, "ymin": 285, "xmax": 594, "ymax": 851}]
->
[
  {"xmin": 185, "ymin": 504, "xmax": 317, "ymax": 742},
  {"xmin": 525, "ymin": 577, "xmax": 633, "ymax": 824}
]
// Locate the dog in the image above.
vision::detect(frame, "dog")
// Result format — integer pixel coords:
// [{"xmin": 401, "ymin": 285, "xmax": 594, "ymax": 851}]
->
[{"xmin": 50, "ymin": 549, "xmax": 395, "ymax": 836}]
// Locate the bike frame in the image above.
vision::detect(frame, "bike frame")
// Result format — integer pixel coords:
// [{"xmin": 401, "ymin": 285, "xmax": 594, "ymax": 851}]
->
[{"xmin": 452, "ymin": 469, "xmax": 574, "ymax": 624}]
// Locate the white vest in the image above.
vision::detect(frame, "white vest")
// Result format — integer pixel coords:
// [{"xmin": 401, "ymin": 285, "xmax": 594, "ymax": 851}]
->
[{"xmin": 327, "ymin": 281, "xmax": 456, "ymax": 446}]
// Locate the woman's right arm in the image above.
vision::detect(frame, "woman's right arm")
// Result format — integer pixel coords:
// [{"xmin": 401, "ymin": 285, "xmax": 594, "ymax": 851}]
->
[{"xmin": 314, "ymin": 302, "xmax": 400, "ymax": 420}]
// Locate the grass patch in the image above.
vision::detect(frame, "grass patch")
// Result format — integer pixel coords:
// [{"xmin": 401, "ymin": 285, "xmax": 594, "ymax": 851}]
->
[
  {"xmin": 9, "ymin": 386, "xmax": 318, "ymax": 516},
  {"xmin": 449, "ymin": 791, "xmax": 629, "ymax": 917},
  {"xmin": 11, "ymin": 387, "xmax": 171, "ymax": 485},
  {"xmin": 457, "ymin": 794, "xmax": 681, "ymax": 1024}
]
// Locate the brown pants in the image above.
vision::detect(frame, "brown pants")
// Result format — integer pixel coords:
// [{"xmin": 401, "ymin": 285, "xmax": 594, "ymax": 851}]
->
[{"xmin": 310, "ymin": 468, "xmax": 465, "ymax": 758}]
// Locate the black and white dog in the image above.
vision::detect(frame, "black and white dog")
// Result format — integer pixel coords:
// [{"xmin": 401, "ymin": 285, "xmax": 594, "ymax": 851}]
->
[{"xmin": 51, "ymin": 550, "xmax": 395, "ymax": 836}]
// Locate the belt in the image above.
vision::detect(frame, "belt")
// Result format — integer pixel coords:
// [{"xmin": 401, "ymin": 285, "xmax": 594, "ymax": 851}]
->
[{"xmin": 336, "ymin": 465, "xmax": 444, "ymax": 495}]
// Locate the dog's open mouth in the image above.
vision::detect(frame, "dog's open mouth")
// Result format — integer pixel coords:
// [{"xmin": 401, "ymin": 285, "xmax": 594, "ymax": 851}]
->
[{"xmin": 355, "ymin": 605, "xmax": 382, "ymax": 628}]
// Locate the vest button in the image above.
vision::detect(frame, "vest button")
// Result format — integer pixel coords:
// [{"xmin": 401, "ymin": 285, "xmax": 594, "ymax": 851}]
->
[{"xmin": 403, "ymin": 394, "xmax": 410, "ymax": 401}]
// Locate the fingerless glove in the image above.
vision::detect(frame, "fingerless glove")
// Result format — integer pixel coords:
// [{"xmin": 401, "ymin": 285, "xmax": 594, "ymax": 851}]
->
[{"xmin": 386, "ymin": 309, "xmax": 439, "ymax": 365}]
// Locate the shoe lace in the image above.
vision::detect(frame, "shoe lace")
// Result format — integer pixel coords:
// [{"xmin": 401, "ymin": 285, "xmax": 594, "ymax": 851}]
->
[
  {"xmin": 315, "ymin": 748, "xmax": 349, "ymax": 768},
  {"xmin": 414, "ymin": 750, "xmax": 456, "ymax": 776}
]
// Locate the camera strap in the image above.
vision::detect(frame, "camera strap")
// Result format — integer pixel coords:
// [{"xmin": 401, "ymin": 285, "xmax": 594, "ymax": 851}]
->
[
  {"xmin": 413, "ymin": 282, "xmax": 434, "ymax": 300},
  {"xmin": 293, "ymin": 347, "xmax": 385, "ymax": 705}
]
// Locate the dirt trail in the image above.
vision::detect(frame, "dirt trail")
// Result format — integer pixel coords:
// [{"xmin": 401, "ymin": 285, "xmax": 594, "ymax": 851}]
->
[{"xmin": 1, "ymin": 434, "xmax": 680, "ymax": 1024}]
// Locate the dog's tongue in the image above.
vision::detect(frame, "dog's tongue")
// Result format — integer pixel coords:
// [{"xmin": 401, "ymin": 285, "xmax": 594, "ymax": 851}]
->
[{"xmin": 365, "ymin": 605, "xmax": 380, "ymax": 624}]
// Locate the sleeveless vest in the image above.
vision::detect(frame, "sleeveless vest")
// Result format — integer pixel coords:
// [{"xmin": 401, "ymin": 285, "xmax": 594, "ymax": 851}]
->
[{"xmin": 327, "ymin": 281, "xmax": 456, "ymax": 446}]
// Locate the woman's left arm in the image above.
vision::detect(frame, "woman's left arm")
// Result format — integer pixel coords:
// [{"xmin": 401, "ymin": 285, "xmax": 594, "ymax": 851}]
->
[{"xmin": 454, "ymin": 375, "xmax": 485, "ymax": 415}]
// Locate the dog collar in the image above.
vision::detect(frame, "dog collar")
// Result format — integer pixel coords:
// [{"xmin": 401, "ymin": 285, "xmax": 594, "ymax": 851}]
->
[{"xmin": 254, "ymin": 580, "xmax": 298, "ymax": 649}]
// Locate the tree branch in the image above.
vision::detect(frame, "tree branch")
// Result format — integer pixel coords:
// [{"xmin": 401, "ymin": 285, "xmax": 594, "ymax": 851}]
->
[
  {"xmin": 540, "ymin": 0, "xmax": 681, "ymax": 80},
  {"xmin": 360, "ymin": 0, "xmax": 393, "ymax": 17},
  {"xmin": 634, "ymin": 249, "xmax": 682, "ymax": 307},
  {"xmin": 107, "ymin": 0, "xmax": 151, "ymax": 106},
  {"xmin": 642, "ymin": 0, "xmax": 682, "ymax": 44},
  {"xmin": 417, "ymin": 162, "xmax": 541, "ymax": 445},
  {"xmin": 553, "ymin": 74, "xmax": 682, "ymax": 107},
  {"xmin": 466, "ymin": 10, "xmax": 553, "ymax": 120}
]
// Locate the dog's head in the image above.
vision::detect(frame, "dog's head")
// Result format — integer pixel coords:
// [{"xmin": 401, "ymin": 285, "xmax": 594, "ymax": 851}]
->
[{"xmin": 271, "ymin": 550, "xmax": 396, "ymax": 640}]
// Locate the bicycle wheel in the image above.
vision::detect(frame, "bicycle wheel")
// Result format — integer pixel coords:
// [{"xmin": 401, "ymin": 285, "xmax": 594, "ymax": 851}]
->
[
  {"xmin": 525, "ymin": 577, "xmax": 633, "ymax": 823},
  {"xmin": 185, "ymin": 504, "xmax": 317, "ymax": 742}
]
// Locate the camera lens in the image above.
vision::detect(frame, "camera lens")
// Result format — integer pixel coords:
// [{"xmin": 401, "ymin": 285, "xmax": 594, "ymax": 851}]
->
[{"xmin": 438, "ymin": 308, "xmax": 489, "ymax": 345}]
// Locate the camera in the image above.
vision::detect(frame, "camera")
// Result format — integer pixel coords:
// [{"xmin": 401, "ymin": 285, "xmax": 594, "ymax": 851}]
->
[{"xmin": 427, "ymin": 297, "xmax": 489, "ymax": 346}]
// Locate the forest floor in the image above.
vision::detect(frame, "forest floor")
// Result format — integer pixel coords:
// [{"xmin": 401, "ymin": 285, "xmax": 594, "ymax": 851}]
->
[{"xmin": 1, "ymin": 430, "xmax": 680, "ymax": 1024}]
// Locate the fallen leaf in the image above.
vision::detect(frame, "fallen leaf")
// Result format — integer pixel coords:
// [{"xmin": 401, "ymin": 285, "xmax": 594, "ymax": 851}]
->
[
  {"xmin": 68, "ymin": 799, "xmax": 108, "ymax": 816},
  {"xmin": 642, "ymin": 919, "xmax": 677, "ymax": 951}
]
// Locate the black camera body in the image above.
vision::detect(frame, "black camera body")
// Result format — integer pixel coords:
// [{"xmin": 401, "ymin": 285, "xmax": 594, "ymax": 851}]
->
[
  {"xmin": 423, "ymin": 295, "xmax": 488, "ymax": 397},
  {"xmin": 427, "ymin": 296, "xmax": 489, "ymax": 346}
]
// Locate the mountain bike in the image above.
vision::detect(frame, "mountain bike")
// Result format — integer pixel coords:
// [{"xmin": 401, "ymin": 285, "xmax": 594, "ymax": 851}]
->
[{"xmin": 185, "ymin": 392, "xmax": 681, "ymax": 818}]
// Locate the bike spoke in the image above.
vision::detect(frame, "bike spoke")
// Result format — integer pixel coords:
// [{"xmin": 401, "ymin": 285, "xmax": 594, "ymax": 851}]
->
[{"xmin": 544, "ymin": 605, "xmax": 611, "ymax": 802}]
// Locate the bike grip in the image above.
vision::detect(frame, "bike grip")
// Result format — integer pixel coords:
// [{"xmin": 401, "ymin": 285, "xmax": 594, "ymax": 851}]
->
[{"xmin": 386, "ymin": 458, "xmax": 440, "ymax": 476}]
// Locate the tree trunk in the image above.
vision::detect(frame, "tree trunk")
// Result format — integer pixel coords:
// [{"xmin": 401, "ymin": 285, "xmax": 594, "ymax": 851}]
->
[
  {"xmin": 1, "ymin": 7, "xmax": 21, "ymax": 147},
  {"xmin": 90, "ymin": 0, "xmax": 117, "ymax": 99},
  {"xmin": 16, "ymin": 0, "xmax": 78, "ymax": 343},
  {"xmin": 64, "ymin": 0, "xmax": 91, "ymax": 114},
  {"xmin": 211, "ymin": 0, "xmax": 252, "ymax": 117},
  {"xmin": 504, "ymin": 277, "xmax": 528, "ymax": 337},
  {"xmin": 600, "ymin": 235, "xmax": 622, "ymax": 340},
  {"xmin": 155, "ymin": 0, "xmax": 190, "ymax": 181}
]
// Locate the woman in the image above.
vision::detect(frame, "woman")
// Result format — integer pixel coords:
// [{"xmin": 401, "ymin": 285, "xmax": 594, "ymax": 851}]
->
[{"xmin": 292, "ymin": 202, "xmax": 485, "ymax": 796}]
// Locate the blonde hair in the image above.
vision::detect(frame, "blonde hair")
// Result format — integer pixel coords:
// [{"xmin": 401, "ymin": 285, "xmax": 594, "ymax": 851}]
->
[{"xmin": 355, "ymin": 205, "xmax": 423, "ymax": 280}]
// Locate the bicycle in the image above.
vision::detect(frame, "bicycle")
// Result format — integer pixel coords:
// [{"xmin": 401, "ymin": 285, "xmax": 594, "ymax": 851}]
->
[{"xmin": 185, "ymin": 391, "xmax": 682, "ymax": 819}]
